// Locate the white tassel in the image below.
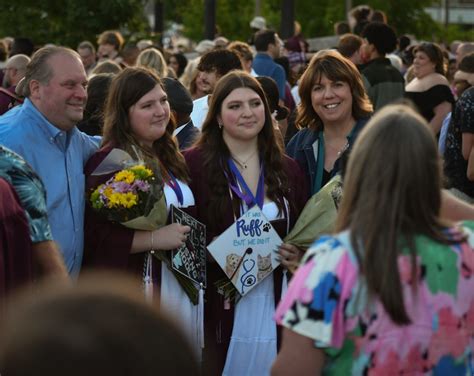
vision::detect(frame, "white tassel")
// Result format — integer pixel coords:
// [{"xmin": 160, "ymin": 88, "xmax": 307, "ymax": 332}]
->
[
  {"xmin": 198, "ymin": 283, "xmax": 205, "ymax": 349},
  {"xmin": 144, "ymin": 252, "xmax": 154, "ymax": 303},
  {"xmin": 281, "ymin": 269, "xmax": 288, "ymax": 298}
]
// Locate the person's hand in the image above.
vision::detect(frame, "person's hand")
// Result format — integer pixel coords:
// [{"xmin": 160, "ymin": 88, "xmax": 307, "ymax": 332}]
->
[
  {"xmin": 276, "ymin": 243, "xmax": 304, "ymax": 271},
  {"xmin": 153, "ymin": 223, "xmax": 191, "ymax": 251}
]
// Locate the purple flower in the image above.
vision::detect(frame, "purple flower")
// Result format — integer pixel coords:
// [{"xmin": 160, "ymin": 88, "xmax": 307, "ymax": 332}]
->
[
  {"xmin": 132, "ymin": 179, "xmax": 150, "ymax": 192},
  {"xmin": 111, "ymin": 181, "xmax": 132, "ymax": 193}
]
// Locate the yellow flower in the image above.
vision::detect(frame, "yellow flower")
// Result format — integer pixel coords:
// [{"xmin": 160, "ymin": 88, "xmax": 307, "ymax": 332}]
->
[
  {"xmin": 107, "ymin": 192, "xmax": 121, "ymax": 208},
  {"xmin": 103, "ymin": 186, "xmax": 113, "ymax": 199},
  {"xmin": 119, "ymin": 192, "xmax": 138, "ymax": 208},
  {"xmin": 114, "ymin": 170, "xmax": 135, "ymax": 184}
]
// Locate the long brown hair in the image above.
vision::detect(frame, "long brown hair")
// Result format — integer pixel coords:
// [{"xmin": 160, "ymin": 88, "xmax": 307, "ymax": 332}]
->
[
  {"xmin": 296, "ymin": 49, "xmax": 372, "ymax": 131},
  {"xmin": 194, "ymin": 71, "xmax": 289, "ymax": 224},
  {"xmin": 335, "ymin": 104, "xmax": 454, "ymax": 325},
  {"xmin": 102, "ymin": 67, "xmax": 188, "ymax": 181}
]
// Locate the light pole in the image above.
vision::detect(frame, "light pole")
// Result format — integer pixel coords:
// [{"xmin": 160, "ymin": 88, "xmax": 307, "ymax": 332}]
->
[
  {"xmin": 345, "ymin": 0, "xmax": 352, "ymax": 21},
  {"xmin": 445, "ymin": 0, "xmax": 450, "ymax": 28},
  {"xmin": 204, "ymin": 0, "xmax": 216, "ymax": 39},
  {"xmin": 154, "ymin": 0, "xmax": 164, "ymax": 46},
  {"xmin": 281, "ymin": 0, "xmax": 294, "ymax": 39}
]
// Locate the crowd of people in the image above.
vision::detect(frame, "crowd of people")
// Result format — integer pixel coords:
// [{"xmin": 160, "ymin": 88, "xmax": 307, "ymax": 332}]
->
[{"xmin": 0, "ymin": 5, "xmax": 474, "ymax": 375}]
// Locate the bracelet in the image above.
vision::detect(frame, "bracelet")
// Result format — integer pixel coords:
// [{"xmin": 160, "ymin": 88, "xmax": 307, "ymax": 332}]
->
[{"xmin": 150, "ymin": 231, "xmax": 155, "ymax": 254}]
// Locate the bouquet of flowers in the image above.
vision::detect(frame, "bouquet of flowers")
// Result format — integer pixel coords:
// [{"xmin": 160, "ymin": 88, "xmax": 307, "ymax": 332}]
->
[
  {"xmin": 89, "ymin": 148, "xmax": 167, "ymax": 230},
  {"xmin": 90, "ymin": 165, "xmax": 159, "ymax": 222},
  {"xmin": 88, "ymin": 148, "xmax": 200, "ymax": 304}
]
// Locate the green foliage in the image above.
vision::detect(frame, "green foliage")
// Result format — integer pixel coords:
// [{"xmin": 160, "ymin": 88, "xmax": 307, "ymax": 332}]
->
[
  {"xmin": 351, "ymin": 0, "xmax": 437, "ymax": 38},
  {"xmin": 296, "ymin": 0, "xmax": 345, "ymax": 36},
  {"xmin": 166, "ymin": 0, "xmax": 281, "ymax": 42},
  {"xmin": 433, "ymin": 24, "xmax": 474, "ymax": 44},
  {"xmin": 165, "ymin": 0, "xmax": 443, "ymax": 42},
  {"xmin": 0, "ymin": 0, "xmax": 469, "ymax": 49},
  {"xmin": 294, "ymin": 0, "xmax": 438, "ymax": 38},
  {"xmin": 166, "ymin": 0, "xmax": 203, "ymax": 41},
  {"xmin": 0, "ymin": 0, "xmax": 149, "ymax": 48}
]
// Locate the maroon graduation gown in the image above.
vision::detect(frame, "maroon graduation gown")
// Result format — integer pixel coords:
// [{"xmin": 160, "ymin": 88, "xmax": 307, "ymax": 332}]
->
[{"xmin": 184, "ymin": 147, "xmax": 309, "ymax": 375}]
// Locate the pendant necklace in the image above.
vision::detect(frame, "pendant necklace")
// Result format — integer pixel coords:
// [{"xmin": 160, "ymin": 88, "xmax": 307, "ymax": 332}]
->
[
  {"xmin": 326, "ymin": 139, "xmax": 349, "ymax": 156},
  {"xmin": 231, "ymin": 149, "xmax": 258, "ymax": 170}
]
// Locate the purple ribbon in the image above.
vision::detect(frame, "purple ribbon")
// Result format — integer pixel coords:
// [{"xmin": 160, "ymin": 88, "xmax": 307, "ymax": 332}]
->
[
  {"xmin": 167, "ymin": 170, "xmax": 184, "ymax": 206},
  {"xmin": 225, "ymin": 158, "xmax": 265, "ymax": 209}
]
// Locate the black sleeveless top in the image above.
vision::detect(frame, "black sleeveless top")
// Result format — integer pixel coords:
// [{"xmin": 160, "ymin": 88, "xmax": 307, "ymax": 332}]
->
[{"xmin": 405, "ymin": 84, "xmax": 454, "ymax": 122}]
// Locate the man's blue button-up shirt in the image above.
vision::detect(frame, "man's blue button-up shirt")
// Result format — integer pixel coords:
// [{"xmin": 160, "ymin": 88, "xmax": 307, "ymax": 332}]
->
[{"xmin": 0, "ymin": 99, "xmax": 99, "ymax": 275}]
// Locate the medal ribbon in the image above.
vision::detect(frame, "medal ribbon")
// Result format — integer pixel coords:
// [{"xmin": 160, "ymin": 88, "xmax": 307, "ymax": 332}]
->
[
  {"xmin": 224, "ymin": 157, "xmax": 265, "ymax": 209},
  {"xmin": 167, "ymin": 170, "xmax": 184, "ymax": 206}
]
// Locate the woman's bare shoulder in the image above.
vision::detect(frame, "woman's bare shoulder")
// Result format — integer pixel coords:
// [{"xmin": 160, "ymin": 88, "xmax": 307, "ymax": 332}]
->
[
  {"xmin": 424, "ymin": 73, "xmax": 450, "ymax": 87},
  {"xmin": 406, "ymin": 74, "xmax": 450, "ymax": 92}
]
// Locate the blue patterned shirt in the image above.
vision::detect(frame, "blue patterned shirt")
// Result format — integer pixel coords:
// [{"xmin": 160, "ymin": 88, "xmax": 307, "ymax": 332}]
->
[{"xmin": 0, "ymin": 145, "xmax": 52, "ymax": 243}]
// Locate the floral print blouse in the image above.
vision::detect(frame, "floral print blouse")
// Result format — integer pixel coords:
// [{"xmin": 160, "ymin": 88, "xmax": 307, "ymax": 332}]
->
[{"xmin": 275, "ymin": 224, "xmax": 474, "ymax": 375}]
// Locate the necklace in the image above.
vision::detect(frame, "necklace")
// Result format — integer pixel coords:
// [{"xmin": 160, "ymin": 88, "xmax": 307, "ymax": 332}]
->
[
  {"xmin": 231, "ymin": 149, "xmax": 258, "ymax": 169},
  {"xmin": 325, "ymin": 139, "xmax": 349, "ymax": 156}
]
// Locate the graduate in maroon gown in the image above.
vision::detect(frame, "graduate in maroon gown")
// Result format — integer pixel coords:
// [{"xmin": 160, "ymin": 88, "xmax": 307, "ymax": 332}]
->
[
  {"xmin": 184, "ymin": 71, "xmax": 309, "ymax": 375},
  {"xmin": 83, "ymin": 68, "xmax": 205, "ymax": 358},
  {"xmin": 83, "ymin": 67, "xmax": 191, "ymax": 273}
]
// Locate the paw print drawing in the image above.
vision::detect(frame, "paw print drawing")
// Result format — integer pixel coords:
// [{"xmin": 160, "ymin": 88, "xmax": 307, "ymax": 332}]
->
[{"xmin": 262, "ymin": 223, "xmax": 271, "ymax": 232}]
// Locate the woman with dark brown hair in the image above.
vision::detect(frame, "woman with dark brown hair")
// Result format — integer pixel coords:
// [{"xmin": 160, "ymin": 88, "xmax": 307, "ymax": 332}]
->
[
  {"xmin": 286, "ymin": 49, "xmax": 372, "ymax": 196},
  {"xmin": 168, "ymin": 52, "xmax": 188, "ymax": 79},
  {"xmin": 184, "ymin": 70, "xmax": 308, "ymax": 374},
  {"xmin": 77, "ymin": 73, "xmax": 115, "ymax": 136},
  {"xmin": 405, "ymin": 42, "xmax": 454, "ymax": 134},
  {"xmin": 82, "ymin": 67, "xmax": 203, "ymax": 354},
  {"xmin": 273, "ymin": 104, "xmax": 474, "ymax": 375}
]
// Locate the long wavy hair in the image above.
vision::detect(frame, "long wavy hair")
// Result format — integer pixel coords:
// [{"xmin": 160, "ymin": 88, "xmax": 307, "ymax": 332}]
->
[
  {"xmin": 102, "ymin": 67, "xmax": 188, "ymax": 181},
  {"xmin": 194, "ymin": 71, "xmax": 289, "ymax": 224},
  {"xmin": 296, "ymin": 49, "xmax": 372, "ymax": 131},
  {"xmin": 335, "ymin": 104, "xmax": 455, "ymax": 325}
]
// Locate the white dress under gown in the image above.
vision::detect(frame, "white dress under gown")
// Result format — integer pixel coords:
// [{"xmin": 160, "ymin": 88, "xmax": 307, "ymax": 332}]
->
[
  {"xmin": 156, "ymin": 180, "xmax": 203, "ymax": 360},
  {"xmin": 223, "ymin": 200, "xmax": 289, "ymax": 375}
]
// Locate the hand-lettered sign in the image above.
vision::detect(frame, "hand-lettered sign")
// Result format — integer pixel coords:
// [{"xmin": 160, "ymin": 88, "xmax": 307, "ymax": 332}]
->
[
  {"xmin": 171, "ymin": 205, "xmax": 207, "ymax": 287},
  {"xmin": 207, "ymin": 205, "xmax": 282, "ymax": 296}
]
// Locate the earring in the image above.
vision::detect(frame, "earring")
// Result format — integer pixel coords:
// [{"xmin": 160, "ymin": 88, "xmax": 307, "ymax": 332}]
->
[{"xmin": 218, "ymin": 123, "xmax": 223, "ymax": 129}]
